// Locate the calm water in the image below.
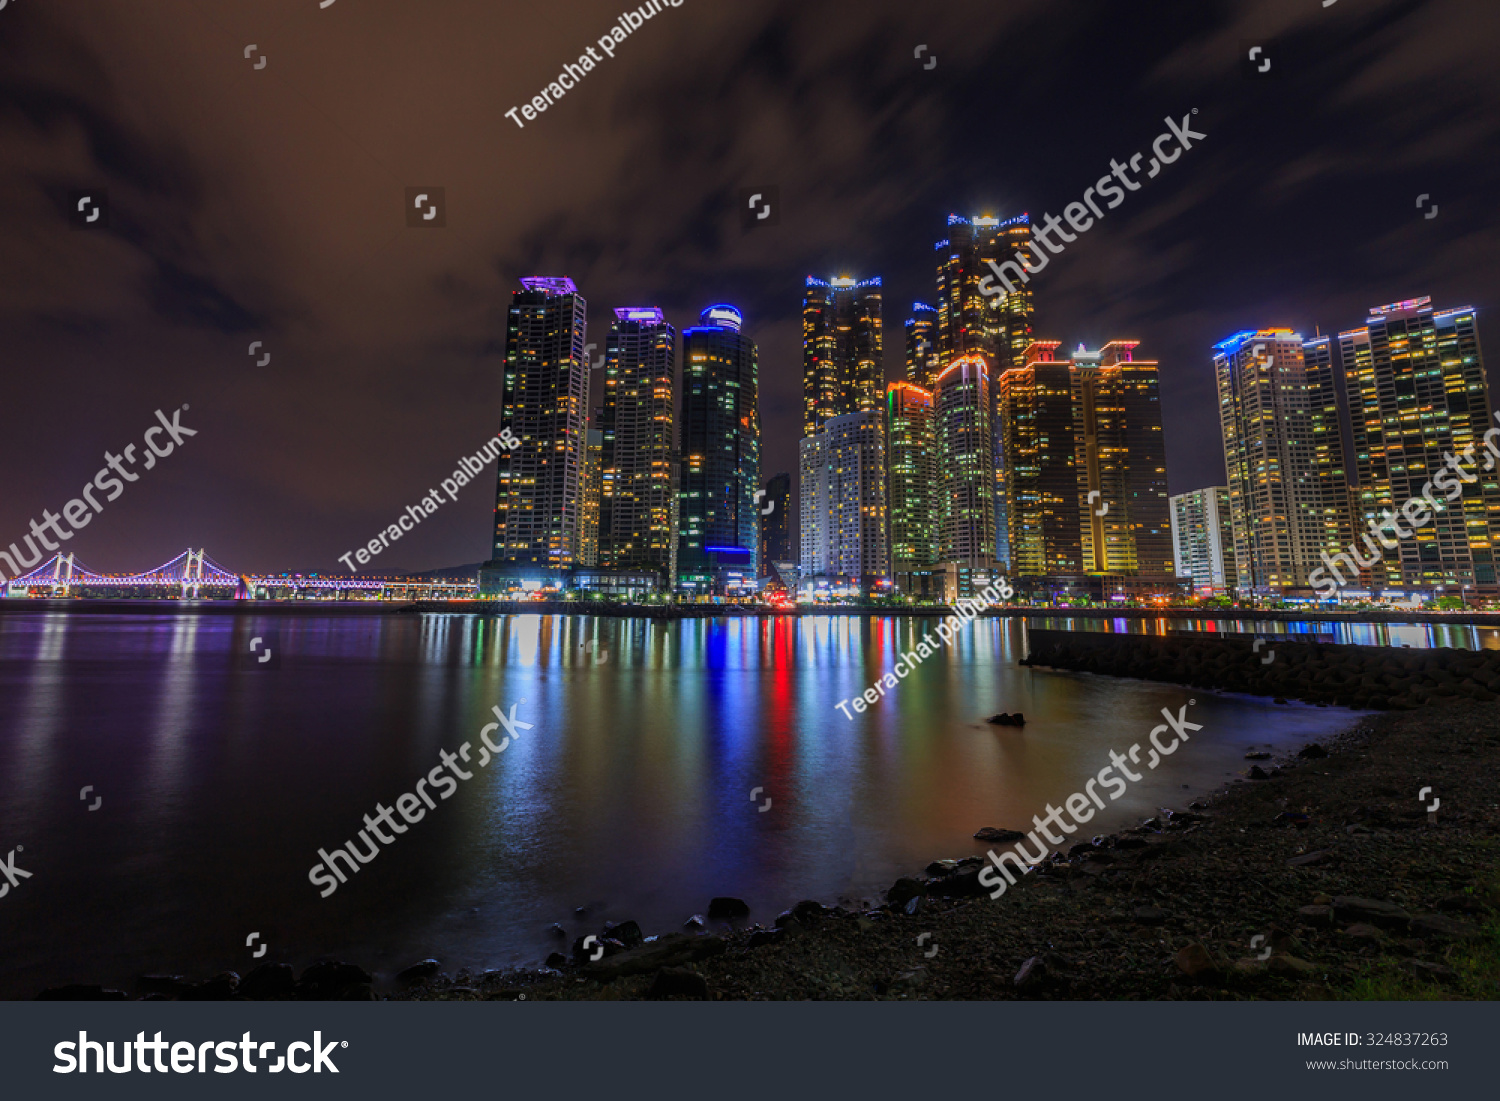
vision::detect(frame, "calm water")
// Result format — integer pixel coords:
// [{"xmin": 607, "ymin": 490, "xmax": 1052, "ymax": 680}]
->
[{"xmin": 0, "ymin": 610, "xmax": 1367, "ymax": 997}]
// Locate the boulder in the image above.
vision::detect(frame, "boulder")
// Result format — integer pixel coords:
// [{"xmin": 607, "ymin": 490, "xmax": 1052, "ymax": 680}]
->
[
  {"xmin": 602, "ymin": 920, "xmax": 644, "ymax": 948},
  {"xmin": 1175, "ymin": 943, "xmax": 1220, "ymax": 980},
  {"xmin": 885, "ymin": 877, "xmax": 927, "ymax": 906},
  {"xmin": 239, "ymin": 963, "xmax": 297, "ymax": 999},
  {"xmin": 1332, "ymin": 897, "xmax": 1410, "ymax": 930},
  {"xmin": 582, "ymin": 934, "xmax": 726, "ymax": 982},
  {"xmin": 180, "ymin": 972, "xmax": 240, "ymax": 1000},
  {"xmin": 1409, "ymin": 913, "xmax": 1479, "ymax": 940},
  {"xmin": 706, "ymin": 897, "xmax": 750, "ymax": 921},
  {"xmin": 974, "ymin": 827, "xmax": 1026, "ymax": 842},
  {"xmin": 647, "ymin": 967, "xmax": 708, "ymax": 1000}
]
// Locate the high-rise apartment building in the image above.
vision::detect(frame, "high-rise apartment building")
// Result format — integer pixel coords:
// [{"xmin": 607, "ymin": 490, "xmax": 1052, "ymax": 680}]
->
[
  {"xmin": 1170, "ymin": 487, "xmax": 1237, "ymax": 595},
  {"xmin": 904, "ymin": 303, "xmax": 940, "ymax": 390},
  {"xmin": 802, "ymin": 276, "xmax": 883, "ymax": 436},
  {"xmin": 1212, "ymin": 328, "xmax": 1331, "ymax": 592},
  {"xmin": 759, "ymin": 472, "xmax": 791, "ymax": 579},
  {"xmin": 597, "ymin": 307, "xmax": 677, "ymax": 586},
  {"xmin": 1303, "ymin": 336, "xmax": 1356, "ymax": 564},
  {"xmin": 1072, "ymin": 342, "xmax": 1172, "ymax": 576},
  {"xmin": 1340, "ymin": 298, "xmax": 1498, "ymax": 591},
  {"xmin": 678, "ymin": 304, "xmax": 760, "ymax": 594},
  {"xmin": 885, "ymin": 382, "xmax": 939, "ymax": 582},
  {"xmin": 933, "ymin": 354, "xmax": 996, "ymax": 573},
  {"xmin": 484, "ymin": 276, "xmax": 590, "ymax": 587},
  {"xmin": 799, "ymin": 411, "xmax": 887, "ymax": 591},
  {"xmin": 997, "ymin": 342, "xmax": 1079, "ymax": 576},
  {"xmin": 934, "ymin": 214, "xmax": 1036, "ymax": 565},
  {"xmin": 580, "ymin": 427, "xmax": 602, "ymax": 568}
]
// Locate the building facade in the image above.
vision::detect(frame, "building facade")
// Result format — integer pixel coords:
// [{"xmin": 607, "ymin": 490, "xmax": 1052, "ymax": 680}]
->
[
  {"xmin": 678, "ymin": 304, "xmax": 760, "ymax": 595},
  {"xmin": 885, "ymin": 382, "xmax": 939, "ymax": 584},
  {"xmin": 597, "ymin": 307, "xmax": 677, "ymax": 586},
  {"xmin": 802, "ymin": 276, "xmax": 883, "ymax": 436},
  {"xmin": 933, "ymin": 354, "xmax": 997, "ymax": 577},
  {"xmin": 904, "ymin": 303, "xmax": 940, "ymax": 390},
  {"xmin": 1170, "ymin": 486, "xmax": 1237, "ymax": 595},
  {"xmin": 1340, "ymin": 298, "xmax": 1498, "ymax": 592},
  {"xmin": 484, "ymin": 276, "xmax": 590, "ymax": 588},
  {"xmin": 1212, "ymin": 329, "xmax": 1329, "ymax": 592}
]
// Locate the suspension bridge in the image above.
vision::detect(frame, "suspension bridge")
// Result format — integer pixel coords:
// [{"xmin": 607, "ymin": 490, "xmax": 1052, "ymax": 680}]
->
[{"xmin": 3, "ymin": 549, "xmax": 477, "ymax": 601}]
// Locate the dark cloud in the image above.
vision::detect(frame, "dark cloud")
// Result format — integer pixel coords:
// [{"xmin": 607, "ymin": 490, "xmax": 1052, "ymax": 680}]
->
[{"xmin": 0, "ymin": 0, "xmax": 1494, "ymax": 574}]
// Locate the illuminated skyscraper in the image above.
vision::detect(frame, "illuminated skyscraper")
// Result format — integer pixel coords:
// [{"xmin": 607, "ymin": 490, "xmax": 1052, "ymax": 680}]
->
[
  {"xmin": 598, "ymin": 307, "xmax": 677, "ymax": 586},
  {"xmin": 885, "ymin": 382, "xmax": 939, "ymax": 581},
  {"xmin": 483, "ymin": 276, "xmax": 589, "ymax": 587},
  {"xmin": 1170, "ymin": 487, "xmax": 1236, "ymax": 595},
  {"xmin": 1071, "ymin": 342, "xmax": 1172, "ymax": 576},
  {"xmin": 800, "ymin": 411, "xmax": 887, "ymax": 591},
  {"xmin": 997, "ymin": 341, "xmax": 1171, "ymax": 580},
  {"xmin": 580, "ymin": 427, "xmax": 602, "ymax": 568},
  {"xmin": 1212, "ymin": 328, "xmax": 1328, "ymax": 592},
  {"xmin": 997, "ymin": 342, "xmax": 1079, "ymax": 576},
  {"xmin": 935, "ymin": 214, "xmax": 1035, "ymax": 563},
  {"xmin": 904, "ymin": 303, "xmax": 940, "ymax": 389},
  {"xmin": 934, "ymin": 354, "xmax": 996, "ymax": 583},
  {"xmin": 1303, "ymin": 335, "xmax": 1356, "ymax": 566},
  {"xmin": 678, "ymin": 304, "xmax": 760, "ymax": 594},
  {"xmin": 802, "ymin": 276, "xmax": 883, "ymax": 436},
  {"xmin": 1340, "ymin": 298, "xmax": 1497, "ymax": 591}
]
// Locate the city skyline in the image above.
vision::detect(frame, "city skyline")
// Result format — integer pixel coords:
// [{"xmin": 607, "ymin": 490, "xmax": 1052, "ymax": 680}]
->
[{"xmin": 3, "ymin": 0, "xmax": 1496, "ymax": 576}]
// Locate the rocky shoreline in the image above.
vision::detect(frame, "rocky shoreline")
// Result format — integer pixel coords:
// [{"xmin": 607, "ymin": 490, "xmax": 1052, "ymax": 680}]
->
[{"xmin": 40, "ymin": 697, "xmax": 1499, "ymax": 1002}]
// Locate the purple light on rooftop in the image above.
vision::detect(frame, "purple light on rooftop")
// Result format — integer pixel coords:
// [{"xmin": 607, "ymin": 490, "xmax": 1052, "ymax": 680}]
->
[
  {"xmin": 614, "ymin": 307, "xmax": 665, "ymax": 323},
  {"xmin": 519, "ymin": 276, "xmax": 579, "ymax": 295}
]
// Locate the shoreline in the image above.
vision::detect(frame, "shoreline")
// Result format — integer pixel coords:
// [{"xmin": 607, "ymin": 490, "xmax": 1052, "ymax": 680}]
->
[{"xmin": 36, "ymin": 694, "xmax": 1499, "ymax": 1002}]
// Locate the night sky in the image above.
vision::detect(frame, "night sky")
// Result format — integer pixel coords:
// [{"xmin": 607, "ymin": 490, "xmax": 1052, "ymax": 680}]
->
[{"xmin": 2, "ymin": 0, "xmax": 1496, "ymax": 576}]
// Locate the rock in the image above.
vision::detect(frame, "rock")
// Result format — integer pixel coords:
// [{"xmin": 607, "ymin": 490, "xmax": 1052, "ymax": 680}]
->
[
  {"xmin": 1400, "ymin": 959, "xmax": 1456, "ymax": 982},
  {"xmin": 1013, "ymin": 956, "xmax": 1053, "ymax": 991},
  {"xmin": 1298, "ymin": 744, "xmax": 1330, "ymax": 759},
  {"xmin": 1248, "ymin": 765, "xmax": 1271, "ymax": 780},
  {"xmin": 36, "ymin": 985, "xmax": 129, "ymax": 1001},
  {"xmin": 582, "ymin": 934, "xmax": 726, "ymax": 982},
  {"xmin": 927, "ymin": 867, "xmax": 984, "ymax": 897},
  {"xmin": 647, "ymin": 967, "xmax": 708, "ymax": 1000},
  {"xmin": 1112, "ymin": 836, "xmax": 1148, "ymax": 850},
  {"xmin": 683, "ymin": 914, "xmax": 707, "ymax": 932},
  {"xmin": 1436, "ymin": 894, "xmax": 1485, "ymax": 914},
  {"xmin": 602, "ymin": 920, "xmax": 644, "ymax": 948},
  {"xmin": 1175, "ymin": 943, "xmax": 1220, "ymax": 980},
  {"xmin": 1132, "ymin": 906, "xmax": 1169, "ymax": 926},
  {"xmin": 885, "ymin": 877, "xmax": 927, "ymax": 906},
  {"xmin": 1297, "ymin": 904, "xmax": 1335, "ymax": 927},
  {"xmin": 903, "ymin": 895, "xmax": 924, "ymax": 916},
  {"xmin": 1341, "ymin": 923, "xmax": 1384, "ymax": 941},
  {"xmin": 547, "ymin": 923, "xmax": 567, "ymax": 939},
  {"xmin": 298, "ymin": 962, "xmax": 371, "ymax": 999},
  {"xmin": 1068, "ymin": 841, "xmax": 1097, "ymax": 857},
  {"xmin": 986, "ymin": 712, "xmax": 1026, "ymax": 726},
  {"xmin": 774, "ymin": 909, "xmax": 798, "ymax": 929},
  {"xmin": 889, "ymin": 967, "xmax": 929, "ymax": 993},
  {"xmin": 1268, "ymin": 955, "xmax": 1318, "ymax": 977},
  {"xmin": 394, "ymin": 959, "xmax": 441, "ymax": 984},
  {"xmin": 544, "ymin": 952, "xmax": 569, "ymax": 969},
  {"xmin": 746, "ymin": 928, "xmax": 783, "ymax": 948},
  {"xmin": 238, "ymin": 964, "xmax": 297, "ymax": 999},
  {"xmin": 136, "ymin": 975, "xmax": 192, "ymax": 996},
  {"xmin": 791, "ymin": 899, "xmax": 828, "ymax": 922},
  {"xmin": 706, "ymin": 897, "xmax": 750, "ymax": 921},
  {"xmin": 338, "ymin": 983, "xmax": 375, "ymax": 1001},
  {"xmin": 180, "ymin": 972, "xmax": 240, "ymax": 1000},
  {"xmin": 974, "ymin": 827, "xmax": 1026, "ymax": 842},
  {"xmin": 1409, "ymin": 914, "xmax": 1479, "ymax": 940},
  {"xmin": 1245, "ymin": 751, "xmax": 1272, "ymax": 760},
  {"xmin": 1287, "ymin": 851, "xmax": 1333, "ymax": 867},
  {"xmin": 1332, "ymin": 897, "xmax": 1410, "ymax": 930}
]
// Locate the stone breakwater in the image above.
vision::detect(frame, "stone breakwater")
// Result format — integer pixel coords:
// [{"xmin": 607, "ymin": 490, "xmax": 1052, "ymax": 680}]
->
[{"xmin": 1021, "ymin": 629, "xmax": 1500, "ymax": 710}]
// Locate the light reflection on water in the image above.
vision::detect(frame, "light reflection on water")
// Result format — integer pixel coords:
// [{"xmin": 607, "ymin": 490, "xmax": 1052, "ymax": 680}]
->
[{"xmin": 0, "ymin": 611, "xmax": 1376, "ymax": 996}]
